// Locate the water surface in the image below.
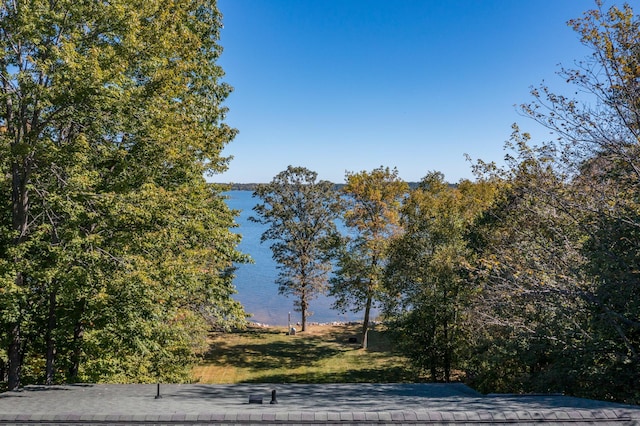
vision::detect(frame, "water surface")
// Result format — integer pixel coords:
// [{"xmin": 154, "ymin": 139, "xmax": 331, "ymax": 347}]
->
[{"xmin": 226, "ymin": 190, "xmax": 368, "ymax": 326}]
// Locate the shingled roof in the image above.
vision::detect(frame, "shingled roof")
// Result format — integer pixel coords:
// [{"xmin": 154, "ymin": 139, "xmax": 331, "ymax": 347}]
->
[{"xmin": 0, "ymin": 383, "xmax": 638, "ymax": 425}]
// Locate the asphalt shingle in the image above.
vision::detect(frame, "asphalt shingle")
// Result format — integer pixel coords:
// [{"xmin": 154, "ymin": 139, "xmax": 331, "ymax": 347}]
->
[{"xmin": 0, "ymin": 383, "xmax": 639, "ymax": 425}]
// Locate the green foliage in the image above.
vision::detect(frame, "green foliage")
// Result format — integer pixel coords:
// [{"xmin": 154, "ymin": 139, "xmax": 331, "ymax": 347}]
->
[
  {"xmin": 466, "ymin": 148, "xmax": 591, "ymax": 394},
  {"xmin": 0, "ymin": 0, "xmax": 246, "ymax": 388},
  {"xmin": 385, "ymin": 172, "xmax": 496, "ymax": 382},
  {"xmin": 251, "ymin": 166, "xmax": 342, "ymax": 332},
  {"xmin": 330, "ymin": 166, "xmax": 408, "ymax": 348},
  {"xmin": 467, "ymin": 1, "xmax": 640, "ymax": 404}
]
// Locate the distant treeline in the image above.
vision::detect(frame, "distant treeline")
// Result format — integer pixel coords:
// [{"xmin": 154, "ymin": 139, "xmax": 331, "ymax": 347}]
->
[{"xmin": 218, "ymin": 182, "xmax": 440, "ymax": 191}]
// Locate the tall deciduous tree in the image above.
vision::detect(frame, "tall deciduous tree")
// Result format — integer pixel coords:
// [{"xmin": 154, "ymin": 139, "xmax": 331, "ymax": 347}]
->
[
  {"xmin": 469, "ymin": 1, "xmax": 640, "ymax": 404},
  {"xmin": 251, "ymin": 166, "xmax": 341, "ymax": 332},
  {"xmin": 467, "ymin": 135, "xmax": 591, "ymax": 395},
  {"xmin": 385, "ymin": 173, "xmax": 496, "ymax": 382},
  {"xmin": 1, "ymin": 0, "xmax": 245, "ymax": 389},
  {"xmin": 330, "ymin": 166, "xmax": 408, "ymax": 348},
  {"xmin": 521, "ymin": 1, "xmax": 640, "ymax": 403}
]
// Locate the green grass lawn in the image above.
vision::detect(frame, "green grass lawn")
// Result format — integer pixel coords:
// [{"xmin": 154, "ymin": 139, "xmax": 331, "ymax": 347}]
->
[{"xmin": 193, "ymin": 323, "xmax": 416, "ymax": 383}]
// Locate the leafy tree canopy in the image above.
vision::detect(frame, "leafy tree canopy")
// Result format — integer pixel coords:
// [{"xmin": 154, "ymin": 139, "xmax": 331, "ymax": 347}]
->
[
  {"xmin": 251, "ymin": 166, "xmax": 341, "ymax": 331},
  {"xmin": 1, "ymin": 0, "xmax": 246, "ymax": 388}
]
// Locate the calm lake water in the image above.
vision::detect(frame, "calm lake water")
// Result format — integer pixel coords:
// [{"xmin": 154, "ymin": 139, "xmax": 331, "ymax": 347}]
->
[{"xmin": 225, "ymin": 190, "xmax": 371, "ymax": 326}]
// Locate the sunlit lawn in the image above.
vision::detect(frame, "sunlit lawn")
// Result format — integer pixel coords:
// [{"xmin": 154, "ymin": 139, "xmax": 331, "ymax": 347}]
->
[{"xmin": 193, "ymin": 323, "xmax": 416, "ymax": 383}]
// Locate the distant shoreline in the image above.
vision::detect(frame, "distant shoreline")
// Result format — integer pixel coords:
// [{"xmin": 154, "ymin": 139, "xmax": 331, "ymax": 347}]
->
[
  {"xmin": 213, "ymin": 183, "xmax": 347, "ymax": 191},
  {"xmin": 249, "ymin": 320, "xmax": 366, "ymax": 328},
  {"xmin": 213, "ymin": 182, "xmax": 440, "ymax": 191}
]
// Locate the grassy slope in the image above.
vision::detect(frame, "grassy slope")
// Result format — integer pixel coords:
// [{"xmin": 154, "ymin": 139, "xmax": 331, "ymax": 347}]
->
[{"xmin": 193, "ymin": 323, "xmax": 416, "ymax": 383}]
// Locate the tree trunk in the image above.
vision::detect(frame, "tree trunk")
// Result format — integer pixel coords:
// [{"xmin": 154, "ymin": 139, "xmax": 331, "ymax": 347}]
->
[
  {"xmin": 361, "ymin": 294, "xmax": 372, "ymax": 349},
  {"xmin": 300, "ymin": 296, "xmax": 307, "ymax": 332},
  {"xmin": 8, "ymin": 173, "xmax": 26, "ymax": 391},
  {"xmin": 45, "ymin": 287, "xmax": 57, "ymax": 385},
  {"xmin": 443, "ymin": 320, "xmax": 451, "ymax": 383},
  {"xmin": 69, "ymin": 321, "xmax": 84, "ymax": 382},
  {"xmin": 8, "ymin": 86, "xmax": 30, "ymax": 391},
  {"xmin": 429, "ymin": 325, "xmax": 437, "ymax": 382},
  {"xmin": 8, "ymin": 321, "xmax": 22, "ymax": 391},
  {"xmin": 68, "ymin": 299, "xmax": 86, "ymax": 382}
]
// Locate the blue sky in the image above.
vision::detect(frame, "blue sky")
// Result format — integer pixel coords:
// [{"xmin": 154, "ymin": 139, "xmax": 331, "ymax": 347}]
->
[{"xmin": 213, "ymin": 0, "xmax": 630, "ymax": 184}]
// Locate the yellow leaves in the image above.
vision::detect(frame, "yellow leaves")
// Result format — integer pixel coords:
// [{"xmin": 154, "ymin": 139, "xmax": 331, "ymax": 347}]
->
[
  {"xmin": 343, "ymin": 166, "xmax": 407, "ymax": 236},
  {"xmin": 96, "ymin": 291, "xmax": 109, "ymax": 302}
]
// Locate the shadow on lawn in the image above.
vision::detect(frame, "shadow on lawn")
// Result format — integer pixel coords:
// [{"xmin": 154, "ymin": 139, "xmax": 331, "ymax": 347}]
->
[
  {"xmin": 247, "ymin": 364, "xmax": 417, "ymax": 384},
  {"xmin": 200, "ymin": 325, "xmax": 414, "ymax": 383},
  {"xmin": 204, "ymin": 333, "xmax": 344, "ymax": 370}
]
